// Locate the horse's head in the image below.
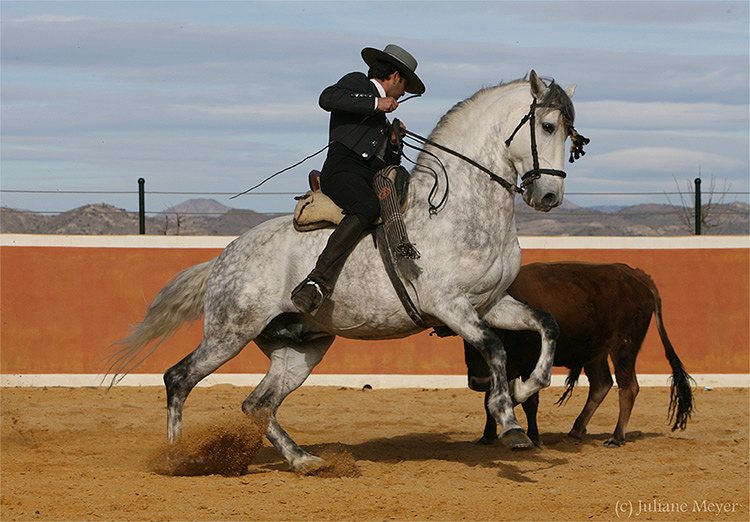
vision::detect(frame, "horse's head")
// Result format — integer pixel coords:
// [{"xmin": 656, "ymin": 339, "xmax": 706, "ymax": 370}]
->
[{"xmin": 505, "ymin": 70, "xmax": 579, "ymax": 212}]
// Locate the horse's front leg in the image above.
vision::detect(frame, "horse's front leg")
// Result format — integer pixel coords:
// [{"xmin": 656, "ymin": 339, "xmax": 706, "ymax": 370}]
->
[
  {"xmin": 483, "ymin": 293, "xmax": 559, "ymax": 404},
  {"xmin": 432, "ymin": 299, "xmax": 534, "ymax": 450}
]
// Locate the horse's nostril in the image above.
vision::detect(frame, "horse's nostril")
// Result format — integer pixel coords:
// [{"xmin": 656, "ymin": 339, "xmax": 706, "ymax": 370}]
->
[{"xmin": 542, "ymin": 193, "xmax": 557, "ymax": 207}]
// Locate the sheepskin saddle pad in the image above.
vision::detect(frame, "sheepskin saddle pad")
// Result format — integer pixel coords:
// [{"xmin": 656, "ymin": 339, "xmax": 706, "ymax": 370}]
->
[{"xmin": 293, "ymin": 165, "xmax": 410, "ymax": 232}]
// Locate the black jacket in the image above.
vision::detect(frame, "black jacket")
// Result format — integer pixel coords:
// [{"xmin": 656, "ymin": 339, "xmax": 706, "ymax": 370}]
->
[{"xmin": 319, "ymin": 72, "xmax": 398, "ymax": 163}]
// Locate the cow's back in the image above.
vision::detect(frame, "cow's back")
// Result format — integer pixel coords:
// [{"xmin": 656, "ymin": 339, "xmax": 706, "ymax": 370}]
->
[{"xmin": 504, "ymin": 262, "xmax": 656, "ymax": 373}]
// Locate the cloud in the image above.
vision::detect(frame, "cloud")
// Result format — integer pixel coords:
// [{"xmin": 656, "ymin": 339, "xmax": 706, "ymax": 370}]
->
[
  {"xmin": 1, "ymin": 2, "xmax": 748, "ymax": 214},
  {"xmin": 582, "ymin": 147, "xmax": 745, "ymax": 173},
  {"xmin": 577, "ymin": 101, "xmax": 749, "ymax": 131}
]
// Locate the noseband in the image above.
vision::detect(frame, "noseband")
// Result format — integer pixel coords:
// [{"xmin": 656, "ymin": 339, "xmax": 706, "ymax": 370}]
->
[{"xmin": 504, "ymin": 97, "xmax": 589, "ymax": 190}]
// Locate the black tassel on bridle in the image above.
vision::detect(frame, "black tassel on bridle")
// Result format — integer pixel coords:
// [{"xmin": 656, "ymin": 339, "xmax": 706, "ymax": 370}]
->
[{"xmin": 568, "ymin": 127, "xmax": 590, "ymax": 164}]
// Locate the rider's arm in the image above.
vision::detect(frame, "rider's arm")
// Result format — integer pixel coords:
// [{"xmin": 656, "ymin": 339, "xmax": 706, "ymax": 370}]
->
[{"xmin": 319, "ymin": 72, "xmax": 378, "ymax": 115}]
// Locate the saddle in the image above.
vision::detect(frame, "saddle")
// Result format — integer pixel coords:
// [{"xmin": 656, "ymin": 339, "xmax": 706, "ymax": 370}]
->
[
  {"xmin": 292, "ymin": 166, "xmax": 428, "ymax": 328},
  {"xmin": 293, "ymin": 166, "xmax": 410, "ymax": 232}
]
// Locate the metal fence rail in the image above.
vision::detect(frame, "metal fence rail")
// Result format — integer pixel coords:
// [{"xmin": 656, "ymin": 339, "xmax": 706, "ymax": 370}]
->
[{"xmin": 2, "ymin": 179, "xmax": 749, "ymax": 235}]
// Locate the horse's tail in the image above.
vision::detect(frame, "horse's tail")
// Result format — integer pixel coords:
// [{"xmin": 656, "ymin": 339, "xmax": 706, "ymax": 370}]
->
[
  {"xmin": 102, "ymin": 258, "xmax": 218, "ymax": 387},
  {"xmin": 638, "ymin": 269, "xmax": 695, "ymax": 431}
]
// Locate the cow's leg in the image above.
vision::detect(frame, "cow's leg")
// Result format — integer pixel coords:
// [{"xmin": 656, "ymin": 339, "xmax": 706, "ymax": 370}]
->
[
  {"xmin": 568, "ymin": 356, "xmax": 613, "ymax": 440},
  {"xmin": 478, "ymin": 391, "xmax": 498, "ymax": 445},
  {"xmin": 464, "ymin": 340, "xmax": 491, "ymax": 392},
  {"xmin": 482, "ymin": 294, "xmax": 559, "ymax": 404},
  {"xmin": 464, "ymin": 342, "xmax": 500, "ymax": 445},
  {"xmin": 607, "ymin": 349, "xmax": 640, "ymax": 447},
  {"xmin": 521, "ymin": 392, "xmax": 541, "ymax": 445}
]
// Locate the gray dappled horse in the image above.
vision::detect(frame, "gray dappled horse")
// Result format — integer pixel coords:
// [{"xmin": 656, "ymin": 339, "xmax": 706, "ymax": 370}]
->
[{"xmin": 107, "ymin": 71, "xmax": 581, "ymax": 473}]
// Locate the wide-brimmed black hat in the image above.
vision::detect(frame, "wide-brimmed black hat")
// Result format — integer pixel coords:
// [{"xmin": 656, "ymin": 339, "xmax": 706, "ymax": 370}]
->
[{"xmin": 361, "ymin": 44, "xmax": 425, "ymax": 95}]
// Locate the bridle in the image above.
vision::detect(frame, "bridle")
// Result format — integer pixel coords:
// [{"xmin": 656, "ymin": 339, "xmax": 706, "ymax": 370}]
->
[
  {"xmin": 402, "ymin": 96, "xmax": 589, "ymax": 199},
  {"xmin": 505, "ymin": 97, "xmax": 569, "ymax": 190}
]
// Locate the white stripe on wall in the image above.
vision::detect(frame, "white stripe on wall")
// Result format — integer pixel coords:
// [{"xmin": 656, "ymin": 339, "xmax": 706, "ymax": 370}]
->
[{"xmin": 2, "ymin": 373, "xmax": 747, "ymax": 388}]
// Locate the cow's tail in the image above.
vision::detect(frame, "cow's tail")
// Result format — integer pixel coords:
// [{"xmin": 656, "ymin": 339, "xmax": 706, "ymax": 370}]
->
[
  {"xmin": 555, "ymin": 367, "xmax": 582, "ymax": 406},
  {"xmin": 641, "ymin": 270, "xmax": 695, "ymax": 431},
  {"xmin": 102, "ymin": 258, "xmax": 218, "ymax": 387}
]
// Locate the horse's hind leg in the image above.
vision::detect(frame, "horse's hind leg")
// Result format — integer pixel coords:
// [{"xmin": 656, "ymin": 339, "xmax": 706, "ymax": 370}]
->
[
  {"xmin": 243, "ymin": 335, "xmax": 335, "ymax": 473},
  {"xmin": 164, "ymin": 335, "xmax": 252, "ymax": 443}
]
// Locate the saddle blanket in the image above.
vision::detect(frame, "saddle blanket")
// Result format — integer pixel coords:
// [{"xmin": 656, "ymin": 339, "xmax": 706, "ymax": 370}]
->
[{"xmin": 293, "ymin": 166, "xmax": 408, "ymax": 232}]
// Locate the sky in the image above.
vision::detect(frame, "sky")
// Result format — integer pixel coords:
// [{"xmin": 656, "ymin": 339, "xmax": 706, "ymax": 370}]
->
[{"xmin": 1, "ymin": 0, "xmax": 748, "ymax": 215}]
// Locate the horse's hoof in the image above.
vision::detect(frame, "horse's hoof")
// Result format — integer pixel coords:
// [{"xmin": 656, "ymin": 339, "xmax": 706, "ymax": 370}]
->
[
  {"xmin": 509, "ymin": 377, "xmax": 524, "ymax": 404},
  {"xmin": 510, "ymin": 377, "xmax": 535, "ymax": 405},
  {"xmin": 292, "ymin": 455, "xmax": 327, "ymax": 475},
  {"xmin": 500, "ymin": 428, "xmax": 535, "ymax": 451}
]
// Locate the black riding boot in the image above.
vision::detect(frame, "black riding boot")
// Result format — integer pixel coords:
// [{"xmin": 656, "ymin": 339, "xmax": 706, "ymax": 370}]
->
[{"xmin": 291, "ymin": 214, "xmax": 365, "ymax": 314}]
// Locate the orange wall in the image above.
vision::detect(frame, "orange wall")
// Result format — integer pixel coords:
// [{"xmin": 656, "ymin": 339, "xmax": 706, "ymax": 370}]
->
[{"xmin": 1, "ymin": 239, "xmax": 748, "ymax": 377}]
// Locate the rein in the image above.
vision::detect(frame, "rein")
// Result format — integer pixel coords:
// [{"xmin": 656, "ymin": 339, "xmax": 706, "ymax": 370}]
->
[
  {"xmin": 402, "ymin": 125, "xmax": 522, "ymax": 195},
  {"xmin": 233, "ymin": 92, "xmax": 589, "ymax": 206},
  {"xmin": 401, "ymin": 96, "xmax": 589, "ymax": 198}
]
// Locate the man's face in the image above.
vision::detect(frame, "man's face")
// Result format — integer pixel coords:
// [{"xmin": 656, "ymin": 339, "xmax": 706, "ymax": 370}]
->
[{"xmin": 385, "ymin": 72, "xmax": 408, "ymax": 99}]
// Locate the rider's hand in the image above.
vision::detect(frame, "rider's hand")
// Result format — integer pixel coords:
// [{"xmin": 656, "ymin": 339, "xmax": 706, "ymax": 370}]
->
[
  {"xmin": 391, "ymin": 120, "xmax": 406, "ymax": 144},
  {"xmin": 377, "ymin": 97, "xmax": 399, "ymax": 113}
]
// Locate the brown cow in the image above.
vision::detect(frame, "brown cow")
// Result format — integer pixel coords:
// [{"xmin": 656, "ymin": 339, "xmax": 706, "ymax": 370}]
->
[{"xmin": 461, "ymin": 262, "xmax": 694, "ymax": 447}]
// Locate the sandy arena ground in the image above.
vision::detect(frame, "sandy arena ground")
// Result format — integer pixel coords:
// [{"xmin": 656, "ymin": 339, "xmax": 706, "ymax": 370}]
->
[{"xmin": 1, "ymin": 384, "xmax": 748, "ymax": 521}]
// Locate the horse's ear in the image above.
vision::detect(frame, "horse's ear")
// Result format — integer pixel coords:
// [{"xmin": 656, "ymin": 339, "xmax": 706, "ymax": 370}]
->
[
  {"xmin": 565, "ymin": 84, "xmax": 577, "ymax": 99},
  {"xmin": 529, "ymin": 69, "xmax": 548, "ymax": 98}
]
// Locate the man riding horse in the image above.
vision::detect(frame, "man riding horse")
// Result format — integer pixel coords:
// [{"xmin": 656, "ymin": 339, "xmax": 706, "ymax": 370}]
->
[
  {"xmin": 291, "ymin": 44, "xmax": 426, "ymax": 314},
  {"xmin": 107, "ymin": 64, "xmax": 584, "ymax": 472}
]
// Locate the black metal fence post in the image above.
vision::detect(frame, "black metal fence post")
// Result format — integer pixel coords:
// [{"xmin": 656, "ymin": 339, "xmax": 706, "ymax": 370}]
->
[
  {"xmin": 694, "ymin": 177, "xmax": 702, "ymax": 235},
  {"xmin": 138, "ymin": 178, "xmax": 146, "ymax": 235}
]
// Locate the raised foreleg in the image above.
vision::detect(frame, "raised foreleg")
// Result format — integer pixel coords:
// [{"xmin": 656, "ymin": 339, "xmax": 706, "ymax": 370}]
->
[
  {"xmin": 482, "ymin": 293, "xmax": 559, "ymax": 404},
  {"xmin": 431, "ymin": 298, "xmax": 534, "ymax": 450}
]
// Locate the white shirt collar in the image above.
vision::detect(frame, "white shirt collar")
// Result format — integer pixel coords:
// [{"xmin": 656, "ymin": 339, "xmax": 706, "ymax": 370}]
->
[{"xmin": 370, "ymin": 78, "xmax": 386, "ymax": 97}]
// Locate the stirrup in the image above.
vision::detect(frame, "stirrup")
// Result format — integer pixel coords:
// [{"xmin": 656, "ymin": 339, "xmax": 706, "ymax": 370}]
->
[{"xmin": 290, "ymin": 278, "xmax": 327, "ymax": 314}]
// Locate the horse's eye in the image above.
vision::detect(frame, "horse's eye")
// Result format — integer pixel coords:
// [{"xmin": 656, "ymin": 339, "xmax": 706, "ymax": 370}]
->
[{"xmin": 542, "ymin": 122, "xmax": 556, "ymax": 134}]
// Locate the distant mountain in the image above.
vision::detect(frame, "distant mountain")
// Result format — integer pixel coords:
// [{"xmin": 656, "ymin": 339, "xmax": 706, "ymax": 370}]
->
[
  {"xmin": 163, "ymin": 198, "xmax": 232, "ymax": 216},
  {"xmin": 1, "ymin": 203, "xmax": 142, "ymax": 235},
  {"xmin": 587, "ymin": 205, "xmax": 626, "ymax": 214},
  {"xmin": 1, "ymin": 198, "xmax": 748, "ymax": 236},
  {"xmin": 0, "ymin": 200, "xmax": 285, "ymax": 236}
]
